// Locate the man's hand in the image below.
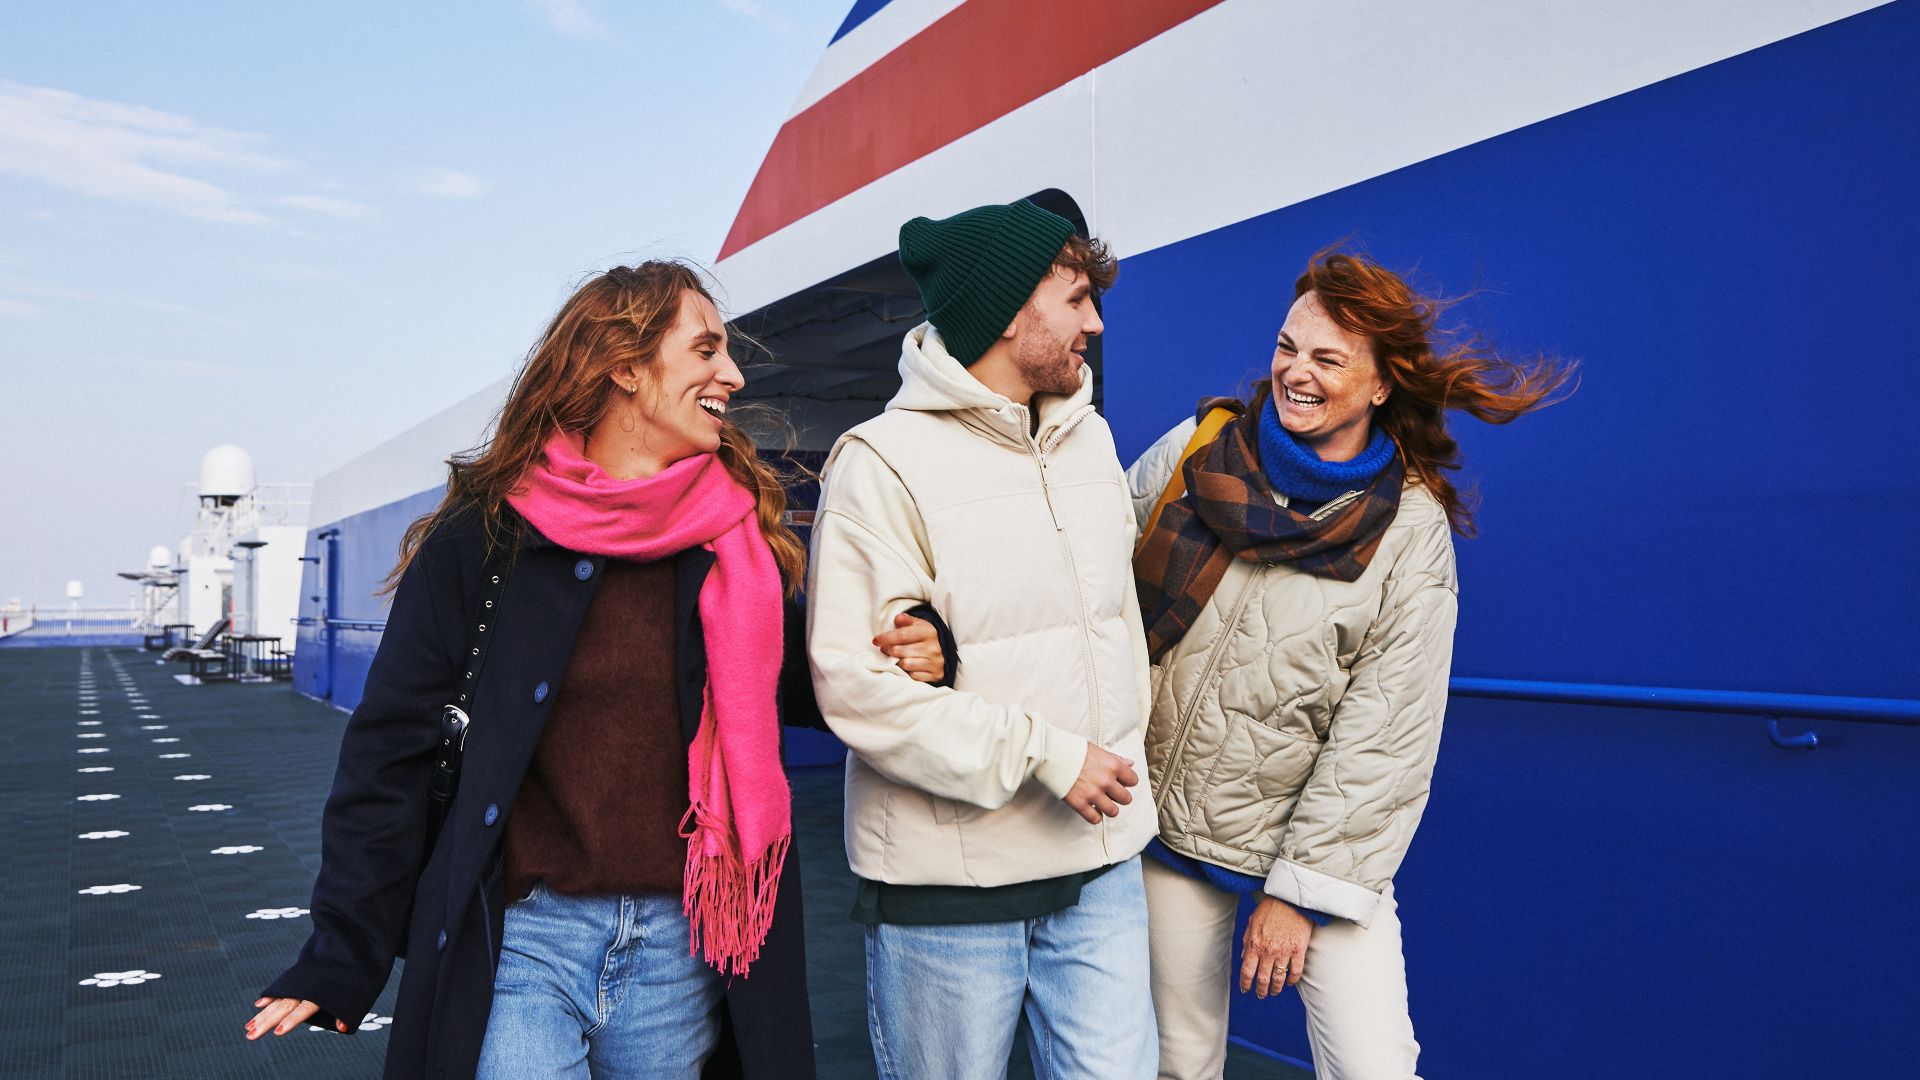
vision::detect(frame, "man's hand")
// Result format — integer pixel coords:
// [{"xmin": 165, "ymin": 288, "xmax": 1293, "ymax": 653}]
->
[
  {"xmin": 1062, "ymin": 743, "xmax": 1138, "ymax": 824},
  {"xmin": 874, "ymin": 613, "xmax": 946, "ymax": 684},
  {"xmin": 1240, "ymin": 897, "xmax": 1312, "ymax": 999}
]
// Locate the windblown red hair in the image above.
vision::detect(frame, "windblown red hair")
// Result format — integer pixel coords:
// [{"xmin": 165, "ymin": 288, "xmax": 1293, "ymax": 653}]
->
[{"xmin": 1258, "ymin": 250, "xmax": 1578, "ymax": 536}]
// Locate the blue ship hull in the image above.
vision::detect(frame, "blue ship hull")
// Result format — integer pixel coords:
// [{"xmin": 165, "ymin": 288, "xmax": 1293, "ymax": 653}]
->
[{"xmin": 289, "ymin": 6, "xmax": 1920, "ymax": 1074}]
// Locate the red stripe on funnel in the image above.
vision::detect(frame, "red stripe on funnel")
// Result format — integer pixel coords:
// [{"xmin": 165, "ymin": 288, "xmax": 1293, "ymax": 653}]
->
[{"xmin": 719, "ymin": 0, "xmax": 1226, "ymax": 259}]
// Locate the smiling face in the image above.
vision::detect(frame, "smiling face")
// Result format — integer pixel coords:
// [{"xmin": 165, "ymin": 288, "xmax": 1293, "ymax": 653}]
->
[
  {"xmin": 1270, "ymin": 290, "xmax": 1390, "ymax": 462},
  {"xmin": 603, "ymin": 289, "xmax": 743, "ymax": 473},
  {"xmin": 1008, "ymin": 265, "xmax": 1103, "ymax": 396}
]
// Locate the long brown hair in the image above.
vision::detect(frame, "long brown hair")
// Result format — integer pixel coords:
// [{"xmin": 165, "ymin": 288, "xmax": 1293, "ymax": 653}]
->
[
  {"xmin": 386, "ymin": 261, "xmax": 807, "ymax": 593},
  {"xmin": 1255, "ymin": 249, "xmax": 1578, "ymax": 536}
]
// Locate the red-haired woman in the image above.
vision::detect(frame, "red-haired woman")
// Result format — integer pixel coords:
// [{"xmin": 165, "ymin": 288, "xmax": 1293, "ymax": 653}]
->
[
  {"xmin": 244, "ymin": 261, "xmax": 943, "ymax": 1079},
  {"xmin": 1127, "ymin": 251, "xmax": 1575, "ymax": 1079}
]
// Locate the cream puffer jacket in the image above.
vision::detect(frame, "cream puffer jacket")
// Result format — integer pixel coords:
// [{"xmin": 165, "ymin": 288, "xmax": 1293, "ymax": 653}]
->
[
  {"xmin": 806, "ymin": 323, "xmax": 1158, "ymax": 887},
  {"xmin": 1126, "ymin": 417, "xmax": 1458, "ymax": 927}
]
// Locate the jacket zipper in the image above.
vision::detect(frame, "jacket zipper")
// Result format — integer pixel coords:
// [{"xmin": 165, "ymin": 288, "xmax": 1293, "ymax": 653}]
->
[
  {"xmin": 1158, "ymin": 489, "xmax": 1359, "ymax": 801},
  {"xmin": 1309, "ymin": 489, "xmax": 1364, "ymax": 520},
  {"xmin": 1160, "ymin": 569, "xmax": 1261, "ymax": 792},
  {"xmin": 1020, "ymin": 402, "xmax": 1107, "ymax": 849}
]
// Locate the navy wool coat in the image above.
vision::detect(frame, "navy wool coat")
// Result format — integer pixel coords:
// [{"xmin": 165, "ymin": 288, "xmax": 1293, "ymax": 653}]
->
[{"xmin": 265, "ymin": 507, "xmax": 821, "ymax": 1079}]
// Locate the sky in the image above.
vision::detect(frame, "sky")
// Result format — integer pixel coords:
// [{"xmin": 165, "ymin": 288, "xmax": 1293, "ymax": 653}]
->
[{"xmin": 0, "ymin": 0, "xmax": 851, "ymax": 607}]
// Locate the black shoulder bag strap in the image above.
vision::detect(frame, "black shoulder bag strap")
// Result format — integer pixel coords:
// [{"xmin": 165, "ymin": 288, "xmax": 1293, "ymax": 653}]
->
[{"xmin": 426, "ymin": 544, "xmax": 513, "ymax": 841}]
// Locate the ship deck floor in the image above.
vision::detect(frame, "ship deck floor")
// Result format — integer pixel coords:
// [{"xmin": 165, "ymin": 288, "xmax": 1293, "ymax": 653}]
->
[{"xmin": 0, "ymin": 645, "xmax": 1305, "ymax": 1079}]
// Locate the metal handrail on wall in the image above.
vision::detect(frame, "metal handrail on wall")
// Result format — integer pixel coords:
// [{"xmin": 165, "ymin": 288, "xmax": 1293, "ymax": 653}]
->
[
  {"xmin": 1449, "ymin": 677, "xmax": 1920, "ymax": 748},
  {"xmin": 278, "ymin": 619, "xmax": 1920, "ymax": 744},
  {"xmin": 293, "ymin": 617, "xmax": 387, "ymax": 632}
]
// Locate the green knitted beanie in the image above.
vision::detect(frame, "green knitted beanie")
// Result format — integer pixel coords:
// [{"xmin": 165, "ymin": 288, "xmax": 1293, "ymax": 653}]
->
[{"xmin": 897, "ymin": 200, "xmax": 1078, "ymax": 366}]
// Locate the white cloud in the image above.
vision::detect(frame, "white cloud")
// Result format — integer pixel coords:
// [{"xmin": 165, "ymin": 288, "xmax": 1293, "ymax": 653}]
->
[
  {"xmin": 527, "ymin": 0, "xmax": 607, "ymax": 38},
  {"xmin": 402, "ymin": 167, "xmax": 489, "ymax": 199},
  {"xmin": 275, "ymin": 194, "xmax": 373, "ymax": 220},
  {"xmin": 0, "ymin": 81, "xmax": 283, "ymax": 225},
  {"xmin": 0, "ymin": 297, "xmax": 45, "ymax": 319}
]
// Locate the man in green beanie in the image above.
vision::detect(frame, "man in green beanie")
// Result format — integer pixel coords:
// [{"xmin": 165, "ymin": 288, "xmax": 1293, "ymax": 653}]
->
[{"xmin": 806, "ymin": 200, "xmax": 1158, "ymax": 1078}]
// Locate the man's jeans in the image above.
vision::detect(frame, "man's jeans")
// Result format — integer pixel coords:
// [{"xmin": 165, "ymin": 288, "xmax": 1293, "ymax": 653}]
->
[
  {"xmin": 476, "ymin": 883, "xmax": 723, "ymax": 1079},
  {"xmin": 864, "ymin": 855, "xmax": 1157, "ymax": 1080}
]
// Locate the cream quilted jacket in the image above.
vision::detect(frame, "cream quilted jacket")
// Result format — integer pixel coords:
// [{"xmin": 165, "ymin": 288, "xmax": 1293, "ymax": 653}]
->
[{"xmin": 1126, "ymin": 417, "xmax": 1458, "ymax": 926}]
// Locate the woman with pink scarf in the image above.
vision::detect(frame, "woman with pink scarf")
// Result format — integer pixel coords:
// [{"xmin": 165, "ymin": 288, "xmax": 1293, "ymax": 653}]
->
[{"xmin": 245, "ymin": 262, "xmax": 943, "ymax": 1079}]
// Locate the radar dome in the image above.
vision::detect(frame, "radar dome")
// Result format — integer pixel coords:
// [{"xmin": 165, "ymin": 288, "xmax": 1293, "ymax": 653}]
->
[
  {"xmin": 65, "ymin": 580, "xmax": 85, "ymax": 600},
  {"xmin": 148, "ymin": 545, "xmax": 172, "ymax": 569},
  {"xmin": 199, "ymin": 445, "xmax": 256, "ymax": 499}
]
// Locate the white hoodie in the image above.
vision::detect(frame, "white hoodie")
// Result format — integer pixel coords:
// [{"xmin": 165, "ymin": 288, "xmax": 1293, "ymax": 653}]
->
[{"xmin": 806, "ymin": 323, "xmax": 1157, "ymax": 887}]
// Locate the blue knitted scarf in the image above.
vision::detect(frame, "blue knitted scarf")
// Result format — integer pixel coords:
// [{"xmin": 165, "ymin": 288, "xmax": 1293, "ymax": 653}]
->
[{"xmin": 1258, "ymin": 394, "xmax": 1397, "ymax": 506}]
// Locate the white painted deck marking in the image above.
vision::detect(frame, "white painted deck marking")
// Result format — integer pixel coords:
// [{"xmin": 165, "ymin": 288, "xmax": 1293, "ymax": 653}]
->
[{"xmin": 78, "ymin": 970, "xmax": 161, "ymax": 987}]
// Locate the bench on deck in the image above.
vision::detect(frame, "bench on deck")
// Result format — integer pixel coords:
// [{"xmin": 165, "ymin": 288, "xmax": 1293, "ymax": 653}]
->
[{"xmin": 163, "ymin": 618, "xmax": 233, "ymax": 681}]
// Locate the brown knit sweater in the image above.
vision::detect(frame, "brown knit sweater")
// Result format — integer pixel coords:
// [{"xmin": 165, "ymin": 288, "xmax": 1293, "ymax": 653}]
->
[{"xmin": 504, "ymin": 558, "xmax": 687, "ymax": 899}]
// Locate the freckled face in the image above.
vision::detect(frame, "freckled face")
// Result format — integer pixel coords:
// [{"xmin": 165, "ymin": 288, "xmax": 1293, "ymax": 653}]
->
[{"xmin": 1270, "ymin": 291, "xmax": 1389, "ymax": 462}]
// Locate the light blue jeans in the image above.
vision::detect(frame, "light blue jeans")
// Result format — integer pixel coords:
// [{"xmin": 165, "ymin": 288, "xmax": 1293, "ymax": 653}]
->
[
  {"xmin": 864, "ymin": 856, "xmax": 1157, "ymax": 1080},
  {"xmin": 476, "ymin": 883, "xmax": 723, "ymax": 1079}
]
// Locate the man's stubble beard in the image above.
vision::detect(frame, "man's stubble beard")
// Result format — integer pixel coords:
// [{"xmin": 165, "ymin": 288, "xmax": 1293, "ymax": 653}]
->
[{"xmin": 1014, "ymin": 321, "xmax": 1081, "ymax": 396}]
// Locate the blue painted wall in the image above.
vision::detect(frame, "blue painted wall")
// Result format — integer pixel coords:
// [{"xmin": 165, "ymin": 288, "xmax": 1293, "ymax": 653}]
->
[
  {"xmin": 1103, "ymin": 2, "xmax": 1920, "ymax": 700},
  {"xmin": 1101, "ymin": 5, "xmax": 1920, "ymax": 1075},
  {"xmin": 1229, "ymin": 698, "xmax": 1920, "ymax": 1077},
  {"xmin": 292, "ymin": 488, "xmax": 442, "ymax": 712}
]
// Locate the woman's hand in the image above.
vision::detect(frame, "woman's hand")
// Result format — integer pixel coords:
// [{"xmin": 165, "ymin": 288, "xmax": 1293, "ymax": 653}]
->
[
  {"xmin": 874, "ymin": 613, "xmax": 945, "ymax": 683},
  {"xmin": 246, "ymin": 997, "xmax": 347, "ymax": 1038},
  {"xmin": 1240, "ymin": 897, "xmax": 1312, "ymax": 999}
]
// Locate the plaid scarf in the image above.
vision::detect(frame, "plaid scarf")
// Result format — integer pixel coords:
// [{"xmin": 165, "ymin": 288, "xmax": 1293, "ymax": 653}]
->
[{"xmin": 1136, "ymin": 398, "xmax": 1405, "ymax": 661}]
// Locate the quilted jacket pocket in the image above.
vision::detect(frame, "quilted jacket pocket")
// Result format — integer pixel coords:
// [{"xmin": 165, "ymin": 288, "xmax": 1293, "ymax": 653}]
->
[{"xmin": 1195, "ymin": 714, "xmax": 1322, "ymax": 859}]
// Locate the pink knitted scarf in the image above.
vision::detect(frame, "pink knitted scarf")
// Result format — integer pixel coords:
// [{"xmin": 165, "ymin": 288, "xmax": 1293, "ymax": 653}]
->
[{"xmin": 506, "ymin": 431, "xmax": 790, "ymax": 976}]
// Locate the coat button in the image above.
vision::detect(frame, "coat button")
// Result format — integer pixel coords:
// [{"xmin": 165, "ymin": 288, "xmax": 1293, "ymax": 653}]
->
[
  {"xmin": 483, "ymin": 803, "xmax": 499, "ymax": 826},
  {"xmin": 574, "ymin": 559, "xmax": 594, "ymax": 580},
  {"xmin": 436, "ymin": 929, "xmax": 447, "ymax": 951},
  {"xmin": 533, "ymin": 681, "xmax": 549, "ymax": 703}
]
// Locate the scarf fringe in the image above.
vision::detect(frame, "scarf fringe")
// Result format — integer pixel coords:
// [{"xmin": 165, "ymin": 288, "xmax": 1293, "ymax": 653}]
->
[{"xmin": 680, "ymin": 803, "xmax": 790, "ymax": 978}]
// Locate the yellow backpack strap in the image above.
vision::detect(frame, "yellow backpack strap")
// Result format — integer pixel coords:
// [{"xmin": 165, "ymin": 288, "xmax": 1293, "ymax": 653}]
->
[{"xmin": 1138, "ymin": 406, "xmax": 1239, "ymax": 551}]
